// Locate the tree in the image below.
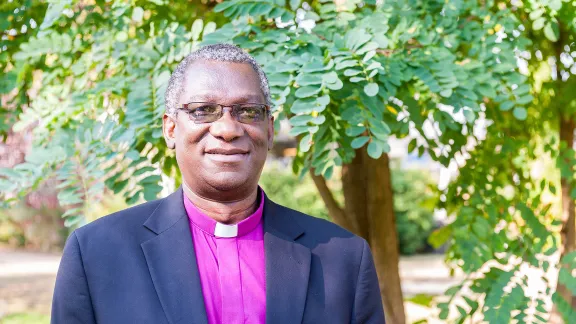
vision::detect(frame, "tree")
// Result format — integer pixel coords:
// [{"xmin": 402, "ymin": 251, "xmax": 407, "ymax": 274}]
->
[
  {"xmin": 1, "ymin": 0, "xmax": 574, "ymax": 323},
  {"xmin": 434, "ymin": 1, "xmax": 576, "ymax": 322}
]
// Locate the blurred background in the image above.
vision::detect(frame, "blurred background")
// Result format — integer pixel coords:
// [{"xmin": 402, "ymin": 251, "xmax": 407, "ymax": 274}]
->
[{"xmin": 1, "ymin": 0, "xmax": 575, "ymax": 323}]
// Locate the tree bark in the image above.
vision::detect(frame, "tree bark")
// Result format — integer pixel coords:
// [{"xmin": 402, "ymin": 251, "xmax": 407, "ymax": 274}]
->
[
  {"xmin": 311, "ymin": 148, "xmax": 406, "ymax": 324},
  {"xmin": 554, "ymin": 21, "xmax": 576, "ymax": 315},
  {"xmin": 557, "ymin": 116, "xmax": 576, "ymax": 308},
  {"xmin": 365, "ymin": 151, "xmax": 406, "ymax": 324}
]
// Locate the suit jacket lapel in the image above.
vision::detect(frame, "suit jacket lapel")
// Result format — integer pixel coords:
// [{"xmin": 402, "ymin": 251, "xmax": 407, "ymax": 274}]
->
[
  {"xmin": 141, "ymin": 188, "xmax": 208, "ymax": 324},
  {"xmin": 264, "ymin": 198, "xmax": 311, "ymax": 324}
]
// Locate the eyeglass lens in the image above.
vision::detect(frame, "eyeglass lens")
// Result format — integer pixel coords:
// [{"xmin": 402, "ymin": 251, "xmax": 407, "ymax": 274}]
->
[{"xmin": 181, "ymin": 103, "xmax": 267, "ymax": 124}]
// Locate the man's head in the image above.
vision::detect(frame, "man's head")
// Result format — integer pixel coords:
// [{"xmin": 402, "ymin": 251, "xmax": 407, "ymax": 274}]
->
[{"xmin": 162, "ymin": 44, "xmax": 274, "ymax": 201}]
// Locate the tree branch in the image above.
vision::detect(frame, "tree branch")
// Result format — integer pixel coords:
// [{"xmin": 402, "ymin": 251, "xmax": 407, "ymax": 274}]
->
[{"xmin": 309, "ymin": 169, "xmax": 350, "ymax": 229}]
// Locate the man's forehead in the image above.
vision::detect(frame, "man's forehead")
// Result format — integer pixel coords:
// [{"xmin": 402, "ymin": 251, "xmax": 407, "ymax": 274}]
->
[{"xmin": 180, "ymin": 60, "xmax": 265, "ymax": 104}]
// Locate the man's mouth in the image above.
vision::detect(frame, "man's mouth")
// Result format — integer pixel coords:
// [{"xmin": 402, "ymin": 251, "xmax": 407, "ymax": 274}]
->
[{"xmin": 205, "ymin": 148, "xmax": 249, "ymax": 162}]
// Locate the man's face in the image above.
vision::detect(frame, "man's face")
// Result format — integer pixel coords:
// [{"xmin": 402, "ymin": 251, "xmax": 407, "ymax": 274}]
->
[{"xmin": 163, "ymin": 60, "xmax": 274, "ymax": 198}]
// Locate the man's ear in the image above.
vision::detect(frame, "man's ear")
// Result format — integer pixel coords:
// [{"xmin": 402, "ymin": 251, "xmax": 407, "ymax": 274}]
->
[
  {"xmin": 163, "ymin": 113, "xmax": 176, "ymax": 149},
  {"xmin": 267, "ymin": 115, "xmax": 275, "ymax": 149}
]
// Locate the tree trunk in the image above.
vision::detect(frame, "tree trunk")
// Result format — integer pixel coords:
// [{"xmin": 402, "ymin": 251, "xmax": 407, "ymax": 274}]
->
[
  {"xmin": 557, "ymin": 116, "xmax": 576, "ymax": 308},
  {"xmin": 365, "ymin": 151, "xmax": 405, "ymax": 324},
  {"xmin": 311, "ymin": 148, "xmax": 406, "ymax": 324},
  {"xmin": 553, "ymin": 21, "xmax": 576, "ymax": 318}
]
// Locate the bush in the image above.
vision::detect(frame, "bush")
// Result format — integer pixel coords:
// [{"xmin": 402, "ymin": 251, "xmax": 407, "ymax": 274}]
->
[{"xmin": 260, "ymin": 162, "xmax": 437, "ymax": 255}]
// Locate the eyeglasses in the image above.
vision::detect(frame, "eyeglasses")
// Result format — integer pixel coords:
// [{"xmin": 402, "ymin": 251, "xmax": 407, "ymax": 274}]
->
[{"xmin": 176, "ymin": 102, "xmax": 270, "ymax": 124}]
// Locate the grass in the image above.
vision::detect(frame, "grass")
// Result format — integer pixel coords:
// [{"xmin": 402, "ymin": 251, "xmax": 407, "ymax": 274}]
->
[{"xmin": 0, "ymin": 313, "xmax": 49, "ymax": 324}]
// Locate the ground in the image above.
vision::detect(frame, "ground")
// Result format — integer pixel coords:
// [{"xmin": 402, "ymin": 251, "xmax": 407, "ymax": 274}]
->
[{"xmin": 0, "ymin": 246, "xmax": 460, "ymax": 323}]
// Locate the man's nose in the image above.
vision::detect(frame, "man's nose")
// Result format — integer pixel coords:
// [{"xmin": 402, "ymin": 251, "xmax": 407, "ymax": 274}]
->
[{"xmin": 209, "ymin": 109, "xmax": 244, "ymax": 142}]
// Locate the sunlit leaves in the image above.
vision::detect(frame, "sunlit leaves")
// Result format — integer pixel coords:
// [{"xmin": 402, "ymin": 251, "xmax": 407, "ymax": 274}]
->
[{"xmin": 363, "ymin": 83, "xmax": 379, "ymax": 97}]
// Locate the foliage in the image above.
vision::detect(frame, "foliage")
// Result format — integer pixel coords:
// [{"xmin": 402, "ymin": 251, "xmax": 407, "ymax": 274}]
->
[
  {"xmin": 429, "ymin": 0, "xmax": 576, "ymax": 322},
  {"xmin": 0, "ymin": 0, "xmax": 223, "ymax": 226},
  {"xmin": 1, "ymin": 0, "xmax": 576, "ymax": 322},
  {"xmin": 260, "ymin": 163, "xmax": 437, "ymax": 255}
]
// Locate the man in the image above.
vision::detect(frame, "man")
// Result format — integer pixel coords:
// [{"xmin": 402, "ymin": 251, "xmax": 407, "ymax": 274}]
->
[{"xmin": 52, "ymin": 44, "xmax": 385, "ymax": 324}]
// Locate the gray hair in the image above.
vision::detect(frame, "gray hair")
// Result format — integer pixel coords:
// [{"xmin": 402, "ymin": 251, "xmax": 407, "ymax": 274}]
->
[{"xmin": 164, "ymin": 43, "xmax": 271, "ymax": 115}]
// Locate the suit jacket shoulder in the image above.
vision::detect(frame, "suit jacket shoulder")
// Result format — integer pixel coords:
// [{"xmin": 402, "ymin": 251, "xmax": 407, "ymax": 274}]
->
[{"xmin": 266, "ymin": 200, "xmax": 367, "ymax": 264}]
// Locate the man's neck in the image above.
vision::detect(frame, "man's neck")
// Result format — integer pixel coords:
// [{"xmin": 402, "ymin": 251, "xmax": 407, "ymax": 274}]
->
[{"xmin": 182, "ymin": 182, "xmax": 259, "ymax": 225}]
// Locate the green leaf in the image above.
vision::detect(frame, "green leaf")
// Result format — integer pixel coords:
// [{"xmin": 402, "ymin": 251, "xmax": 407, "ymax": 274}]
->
[
  {"xmin": 346, "ymin": 126, "xmax": 366, "ymax": 136},
  {"xmin": 311, "ymin": 115, "xmax": 326, "ymax": 125},
  {"xmin": 317, "ymin": 95, "xmax": 330, "ymax": 107},
  {"xmin": 290, "ymin": 115, "xmax": 313, "ymax": 126},
  {"xmin": 134, "ymin": 166, "xmax": 156, "ymax": 176},
  {"xmin": 203, "ymin": 22, "xmax": 217, "ymax": 37},
  {"xmin": 532, "ymin": 17, "xmax": 546, "ymax": 31},
  {"xmin": 214, "ymin": 1, "xmax": 236, "ymax": 12},
  {"xmin": 407, "ymin": 294, "xmax": 435, "ymax": 307},
  {"xmin": 549, "ymin": 0, "xmax": 562, "ymax": 11},
  {"xmin": 335, "ymin": 60, "xmax": 358, "ymax": 70},
  {"xmin": 492, "ymin": 63, "xmax": 516, "ymax": 73},
  {"xmin": 438, "ymin": 302, "xmax": 450, "ymax": 320},
  {"xmin": 299, "ymin": 134, "xmax": 312, "ymax": 152},
  {"xmin": 296, "ymin": 73, "xmax": 323, "ymax": 86},
  {"xmin": 322, "ymin": 72, "xmax": 339, "ymax": 84},
  {"xmin": 143, "ymin": 185, "xmax": 162, "ymax": 201},
  {"xmin": 290, "ymin": 98, "xmax": 316, "ymax": 114},
  {"xmin": 326, "ymin": 78, "xmax": 343, "ymax": 90},
  {"xmin": 113, "ymin": 179, "xmax": 129, "ymax": 194},
  {"xmin": 290, "ymin": 0, "xmax": 301, "ymax": 10},
  {"xmin": 289, "ymin": 126, "xmax": 310, "ymax": 136},
  {"xmin": 428, "ymin": 226, "xmax": 452, "ymax": 248},
  {"xmin": 529, "ymin": 8, "xmax": 545, "ymax": 20},
  {"xmin": 295, "ymin": 86, "xmax": 322, "ymax": 98},
  {"xmin": 344, "ymin": 69, "xmax": 362, "ymax": 77},
  {"xmin": 370, "ymin": 119, "xmax": 391, "ymax": 138},
  {"xmin": 304, "ymin": 11, "xmax": 320, "ymax": 21},
  {"xmin": 513, "ymin": 107, "xmax": 527, "ymax": 120},
  {"xmin": 356, "ymin": 41, "xmax": 379, "ymax": 55},
  {"xmin": 364, "ymin": 83, "xmax": 379, "ymax": 97},
  {"xmin": 191, "ymin": 19, "xmax": 203, "ymax": 41},
  {"xmin": 132, "ymin": 7, "xmax": 144, "ymax": 23},
  {"xmin": 268, "ymin": 73, "xmax": 293, "ymax": 87},
  {"xmin": 141, "ymin": 175, "xmax": 162, "ymax": 184},
  {"xmin": 544, "ymin": 21, "xmax": 560, "ymax": 42},
  {"xmin": 367, "ymin": 141, "xmax": 383, "ymax": 159},
  {"xmin": 302, "ymin": 61, "xmax": 325, "ymax": 73},
  {"xmin": 351, "ymin": 136, "xmax": 370, "ymax": 149},
  {"xmin": 440, "ymin": 89, "xmax": 452, "ymax": 98},
  {"xmin": 477, "ymin": 84, "xmax": 496, "ymax": 98},
  {"xmin": 250, "ymin": 4, "xmax": 273, "ymax": 16},
  {"xmin": 500, "ymin": 101, "xmax": 514, "ymax": 111},
  {"xmin": 517, "ymin": 94, "xmax": 534, "ymax": 105}
]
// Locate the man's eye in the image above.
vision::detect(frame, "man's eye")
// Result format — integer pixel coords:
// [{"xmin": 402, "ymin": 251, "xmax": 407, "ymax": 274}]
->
[
  {"xmin": 193, "ymin": 105, "xmax": 218, "ymax": 115},
  {"xmin": 237, "ymin": 106, "xmax": 262, "ymax": 118}
]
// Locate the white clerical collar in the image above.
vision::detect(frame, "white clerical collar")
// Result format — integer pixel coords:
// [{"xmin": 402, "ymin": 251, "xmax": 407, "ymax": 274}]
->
[
  {"xmin": 182, "ymin": 181, "xmax": 265, "ymax": 238},
  {"xmin": 214, "ymin": 223, "xmax": 239, "ymax": 238}
]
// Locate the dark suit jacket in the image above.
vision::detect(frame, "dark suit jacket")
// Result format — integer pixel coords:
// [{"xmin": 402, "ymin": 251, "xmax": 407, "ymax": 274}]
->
[{"xmin": 52, "ymin": 188, "xmax": 385, "ymax": 324}]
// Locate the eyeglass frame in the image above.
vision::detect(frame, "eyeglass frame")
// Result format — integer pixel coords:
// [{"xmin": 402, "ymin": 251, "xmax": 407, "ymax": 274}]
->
[{"xmin": 175, "ymin": 102, "xmax": 271, "ymax": 124}]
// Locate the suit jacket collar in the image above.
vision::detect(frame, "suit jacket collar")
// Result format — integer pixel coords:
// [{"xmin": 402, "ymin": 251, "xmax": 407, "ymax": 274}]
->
[
  {"xmin": 263, "ymin": 198, "xmax": 311, "ymax": 324},
  {"xmin": 141, "ymin": 188, "xmax": 311, "ymax": 324},
  {"xmin": 141, "ymin": 188, "xmax": 208, "ymax": 324}
]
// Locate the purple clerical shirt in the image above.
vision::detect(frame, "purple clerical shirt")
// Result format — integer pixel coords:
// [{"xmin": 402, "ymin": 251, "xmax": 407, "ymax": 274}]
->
[{"xmin": 183, "ymin": 190, "xmax": 266, "ymax": 324}]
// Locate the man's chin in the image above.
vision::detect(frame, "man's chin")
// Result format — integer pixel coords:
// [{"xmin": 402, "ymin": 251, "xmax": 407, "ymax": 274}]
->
[{"xmin": 204, "ymin": 172, "xmax": 251, "ymax": 192}]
